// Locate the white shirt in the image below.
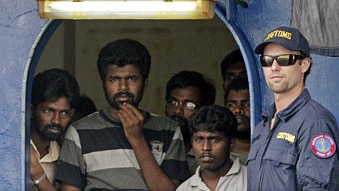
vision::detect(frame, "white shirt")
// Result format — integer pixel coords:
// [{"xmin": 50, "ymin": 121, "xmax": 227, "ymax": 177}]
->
[
  {"xmin": 30, "ymin": 139, "xmax": 60, "ymax": 190},
  {"xmin": 176, "ymin": 158, "xmax": 247, "ymax": 191}
]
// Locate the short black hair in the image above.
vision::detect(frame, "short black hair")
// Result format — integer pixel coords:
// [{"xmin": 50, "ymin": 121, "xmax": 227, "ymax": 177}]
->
[
  {"xmin": 97, "ymin": 38, "xmax": 151, "ymax": 81},
  {"xmin": 224, "ymin": 77, "xmax": 249, "ymax": 101},
  {"xmin": 74, "ymin": 95, "xmax": 97, "ymax": 116},
  {"xmin": 220, "ymin": 49, "xmax": 245, "ymax": 81},
  {"xmin": 32, "ymin": 68, "xmax": 80, "ymax": 109},
  {"xmin": 189, "ymin": 105, "xmax": 237, "ymax": 140},
  {"xmin": 165, "ymin": 71, "xmax": 216, "ymax": 107}
]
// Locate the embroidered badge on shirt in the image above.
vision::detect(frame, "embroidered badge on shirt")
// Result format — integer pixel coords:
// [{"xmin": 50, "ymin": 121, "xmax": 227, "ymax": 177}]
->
[
  {"xmin": 310, "ymin": 133, "xmax": 336, "ymax": 158},
  {"xmin": 151, "ymin": 140, "xmax": 164, "ymax": 163}
]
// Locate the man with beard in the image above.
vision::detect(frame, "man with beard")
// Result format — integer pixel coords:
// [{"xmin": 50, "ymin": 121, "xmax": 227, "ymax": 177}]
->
[
  {"xmin": 30, "ymin": 68, "xmax": 80, "ymax": 191},
  {"xmin": 176, "ymin": 105, "xmax": 247, "ymax": 191},
  {"xmin": 55, "ymin": 39, "xmax": 190, "ymax": 191},
  {"xmin": 165, "ymin": 70, "xmax": 216, "ymax": 175},
  {"xmin": 224, "ymin": 77, "xmax": 250, "ymax": 164}
]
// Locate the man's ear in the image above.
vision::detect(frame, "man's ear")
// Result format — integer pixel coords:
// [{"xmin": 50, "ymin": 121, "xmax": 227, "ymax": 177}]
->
[{"xmin": 301, "ymin": 57, "xmax": 311, "ymax": 73}]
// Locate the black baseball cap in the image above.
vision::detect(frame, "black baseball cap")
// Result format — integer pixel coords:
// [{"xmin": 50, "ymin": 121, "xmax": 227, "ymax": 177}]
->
[{"xmin": 255, "ymin": 26, "xmax": 310, "ymax": 56}]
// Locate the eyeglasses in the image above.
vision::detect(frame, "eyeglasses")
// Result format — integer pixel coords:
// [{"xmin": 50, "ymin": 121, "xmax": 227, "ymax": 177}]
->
[
  {"xmin": 166, "ymin": 99, "xmax": 197, "ymax": 111},
  {"xmin": 260, "ymin": 54, "xmax": 306, "ymax": 67}
]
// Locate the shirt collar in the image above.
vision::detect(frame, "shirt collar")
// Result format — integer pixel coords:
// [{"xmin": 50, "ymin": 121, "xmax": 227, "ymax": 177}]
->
[
  {"xmin": 30, "ymin": 139, "xmax": 60, "ymax": 162},
  {"xmin": 226, "ymin": 158, "xmax": 242, "ymax": 176},
  {"xmin": 190, "ymin": 158, "xmax": 242, "ymax": 186},
  {"xmin": 261, "ymin": 88, "xmax": 311, "ymax": 123}
]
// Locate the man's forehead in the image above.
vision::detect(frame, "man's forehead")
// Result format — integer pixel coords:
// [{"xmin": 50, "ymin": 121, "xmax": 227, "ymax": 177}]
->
[
  {"xmin": 226, "ymin": 62, "xmax": 246, "ymax": 71},
  {"xmin": 108, "ymin": 64, "xmax": 141, "ymax": 73},
  {"xmin": 38, "ymin": 98, "xmax": 71, "ymax": 110},
  {"xmin": 109, "ymin": 73, "xmax": 140, "ymax": 77},
  {"xmin": 193, "ymin": 130, "xmax": 224, "ymax": 136},
  {"xmin": 170, "ymin": 86, "xmax": 201, "ymax": 97},
  {"xmin": 228, "ymin": 89, "xmax": 249, "ymax": 95}
]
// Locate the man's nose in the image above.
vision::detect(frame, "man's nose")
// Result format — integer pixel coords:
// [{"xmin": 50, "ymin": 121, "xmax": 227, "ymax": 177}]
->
[
  {"xmin": 173, "ymin": 103, "xmax": 184, "ymax": 115},
  {"xmin": 202, "ymin": 140, "xmax": 212, "ymax": 151},
  {"xmin": 271, "ymin": 59, "xmax": 281, "ymax": 71},
  {"xmin": 234, "ymin": 104, "xmax": 245, "ymax": 115},
  {"xmin": 118, "ymin": 79, "xmax": 129, "ymax": 90},
  {"xmin": 51, "ymin": 112, "xmax": 61, "ymax": 124}
]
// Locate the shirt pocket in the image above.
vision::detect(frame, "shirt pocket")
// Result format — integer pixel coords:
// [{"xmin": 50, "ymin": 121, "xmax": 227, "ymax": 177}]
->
[
  {"xmin": 263, "ymin": 146, "xmax": 298, "ymax": 167},
  {"xmin": 246, "ymin": 145, "xmax": 259, "ymax": 165}
]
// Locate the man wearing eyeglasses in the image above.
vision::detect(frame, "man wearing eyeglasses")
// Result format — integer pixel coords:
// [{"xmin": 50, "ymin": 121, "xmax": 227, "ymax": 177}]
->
[
  {"xmin": 247, "ymin": 26, "xmax": 339, "ymax": 190},
  {"xmin": 165, "ymin": 70, "xmax": 216, "ymax": 175}
]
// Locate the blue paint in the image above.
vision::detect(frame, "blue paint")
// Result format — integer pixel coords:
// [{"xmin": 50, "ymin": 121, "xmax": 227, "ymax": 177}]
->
[
  {"xmin": 0, "ymin": 0, "xmax": 338, "ymax": 189},
  {"xmin": 25, "ymin": 19, "xmax": 62, "ymax": 190},
  {"xmin": 216, "ymin": 1, "xmax": 263, "ymax": 133},
  {"xmin": 0, "ymin": 1, "xmax": 48, "ymax": 189}
]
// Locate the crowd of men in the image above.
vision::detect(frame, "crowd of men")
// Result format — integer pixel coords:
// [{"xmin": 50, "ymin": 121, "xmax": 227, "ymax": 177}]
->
[{"xmin": 30, "ymin": 26, "xmax": 339, "ymax": 191}]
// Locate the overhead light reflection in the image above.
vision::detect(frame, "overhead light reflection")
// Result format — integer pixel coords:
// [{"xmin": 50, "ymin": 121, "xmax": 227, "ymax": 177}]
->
[{"xmin": 37, "ymin": 0, "xmax": 215, "ymax": 19}]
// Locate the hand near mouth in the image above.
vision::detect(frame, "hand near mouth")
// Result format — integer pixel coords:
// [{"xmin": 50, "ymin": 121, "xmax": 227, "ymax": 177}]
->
[{"xmin": 117, "ymin": 103, "xmax": 145, "ymax": 144}]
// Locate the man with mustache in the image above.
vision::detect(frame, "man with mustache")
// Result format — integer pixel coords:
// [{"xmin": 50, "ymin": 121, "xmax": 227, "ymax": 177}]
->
[
  {"xmin": 30, "ymin": 68, "xmax": 80, "ymax": 191},
  {"xmin": 176, "ymin": 105, "xmax": 247, "ymax": 191},
  {"xmin": 55, "ymin": 39, "xmax": 190, "ymax": 191},
  {"xmin": 224, "ymin": 77, "xmax": 250, "ymax": 164},
  {"xmin": 165, "ymin": 70, "xmax": 216, "ymax": 175}
]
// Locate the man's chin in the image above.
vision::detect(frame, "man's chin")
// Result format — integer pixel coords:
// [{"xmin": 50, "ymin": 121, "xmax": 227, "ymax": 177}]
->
[
  {"xmin": 171, "ymin": 118, "xmax": 186, "ymax": 127},
  {"xmin": 109, "ymin": 101, "xmax": 125, "ymax": 110},
  {"xmin": 178, "ymin": 121, "xmax": 187, "ymax": 127},
  {"xmin": 44, "ymin": 133, "xmax": 62, "ymax": 141}
]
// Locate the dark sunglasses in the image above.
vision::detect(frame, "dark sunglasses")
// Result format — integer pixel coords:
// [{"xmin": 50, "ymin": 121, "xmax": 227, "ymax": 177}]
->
[{"xmin": 260, "ymin": 54, "xmax": 306, "ymax": 67}]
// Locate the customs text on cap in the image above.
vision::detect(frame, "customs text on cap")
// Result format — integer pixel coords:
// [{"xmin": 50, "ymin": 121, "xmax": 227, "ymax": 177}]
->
[{"xmin": 255, "ymin": 26, "xmax": 310, "ymax": 56}]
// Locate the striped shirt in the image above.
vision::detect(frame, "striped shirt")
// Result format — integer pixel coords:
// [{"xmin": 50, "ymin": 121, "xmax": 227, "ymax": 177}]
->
[{"xmin": 55, "ymin": 108, "xmax": 190, "ymax": 190}]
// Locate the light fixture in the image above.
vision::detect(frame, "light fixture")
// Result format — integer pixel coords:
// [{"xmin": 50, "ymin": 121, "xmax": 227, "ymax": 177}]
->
[{"xmin": 36, "ymin": 0, "xmax": 215, "ymax": 20}]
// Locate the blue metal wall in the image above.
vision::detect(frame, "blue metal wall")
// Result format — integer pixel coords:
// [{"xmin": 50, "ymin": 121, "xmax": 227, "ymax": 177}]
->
[
  {"xmin": 0, "ymin": 1, "xmax": 47, "ymax": 189},
  {"xmin": 0, "ymin": 0, "xmax": 338, "ymax": 189}
]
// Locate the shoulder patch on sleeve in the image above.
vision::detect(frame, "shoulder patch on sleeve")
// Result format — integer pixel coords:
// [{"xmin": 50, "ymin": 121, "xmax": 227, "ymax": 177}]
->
[{"xmin": 310, "ymin": 133, "xmax": 336, "ymax": 158}]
